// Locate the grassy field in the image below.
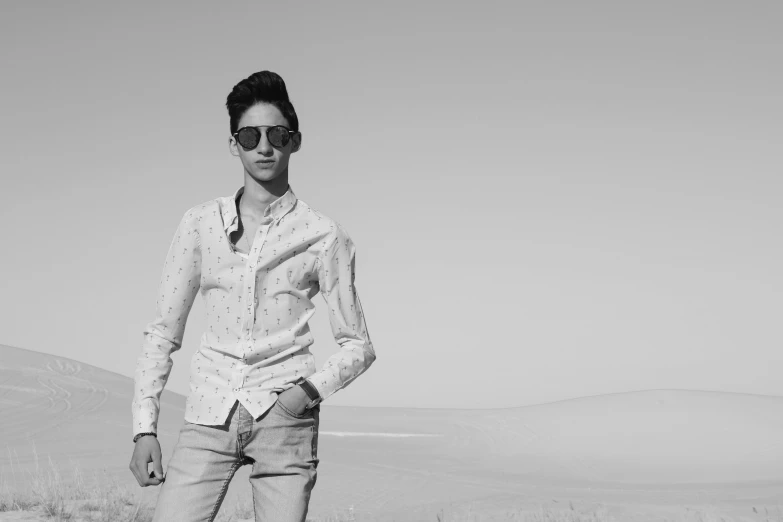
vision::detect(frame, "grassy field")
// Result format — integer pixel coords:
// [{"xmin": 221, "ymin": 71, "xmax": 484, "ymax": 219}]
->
[{"xmin": 2, "ymin": 454, "xmax": 783, "ymax": 522}]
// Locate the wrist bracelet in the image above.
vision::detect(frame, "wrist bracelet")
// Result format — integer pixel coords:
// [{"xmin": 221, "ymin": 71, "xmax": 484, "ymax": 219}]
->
[
  {"xmin": 133, "ymin": 432, "xmax": 157, "ymax": 443},
  {"xmin": 298, "ymin": 379, "xmax": 321, "ymax": 401}
]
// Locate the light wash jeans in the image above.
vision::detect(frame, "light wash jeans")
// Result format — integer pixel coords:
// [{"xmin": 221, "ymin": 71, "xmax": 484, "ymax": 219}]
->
[{"xmin": 153, "ymin": 398, "xmax": 320, "ymax": 522}]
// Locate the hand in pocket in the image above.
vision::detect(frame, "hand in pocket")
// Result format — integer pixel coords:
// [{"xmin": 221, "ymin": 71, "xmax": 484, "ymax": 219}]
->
[{"xmin": 277, "ymin": 384, "xmax": 309, "ymax": 415}]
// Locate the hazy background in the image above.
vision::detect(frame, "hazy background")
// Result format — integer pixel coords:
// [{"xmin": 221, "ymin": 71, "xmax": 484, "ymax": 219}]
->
[{"xmin": 1, "ymin": 2, "xmax": 780, "ymax": 409}]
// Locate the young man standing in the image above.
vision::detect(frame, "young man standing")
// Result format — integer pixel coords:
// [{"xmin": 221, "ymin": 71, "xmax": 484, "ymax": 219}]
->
[{"xmin": 129, "ymin": 70, "xmax": 376, "ymax": 522}]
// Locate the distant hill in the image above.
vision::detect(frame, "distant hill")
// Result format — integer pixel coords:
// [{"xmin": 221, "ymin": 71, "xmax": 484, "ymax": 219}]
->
[
  {"xmin": 0, "ymin": 343, "xmax": 185, "ymax": 474},
  {"xmin": 3, "ymin": 343, "xmax": 783, "ymax": 518}
]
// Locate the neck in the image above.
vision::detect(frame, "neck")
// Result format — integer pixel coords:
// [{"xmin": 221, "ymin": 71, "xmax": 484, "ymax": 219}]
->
[{"xmin": 240, "ymin": 168, "xmax": 289, "ymax": 219}]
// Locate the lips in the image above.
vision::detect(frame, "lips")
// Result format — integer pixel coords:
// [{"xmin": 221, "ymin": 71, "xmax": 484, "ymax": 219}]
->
[{"xmin": 256, "ymin": 160, "xmax": 274, "ymax": 164}]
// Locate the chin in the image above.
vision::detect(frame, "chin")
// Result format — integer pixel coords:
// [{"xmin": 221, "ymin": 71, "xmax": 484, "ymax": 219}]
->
[{"xmin": 251, "ymin": 170, "xmax": 283, "ymax": 182}]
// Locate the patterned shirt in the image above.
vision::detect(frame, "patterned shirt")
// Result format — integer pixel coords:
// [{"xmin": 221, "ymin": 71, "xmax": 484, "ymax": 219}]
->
[{"xmin": 132, "ymin": 184, "xmax": 376, "ymax": 435}]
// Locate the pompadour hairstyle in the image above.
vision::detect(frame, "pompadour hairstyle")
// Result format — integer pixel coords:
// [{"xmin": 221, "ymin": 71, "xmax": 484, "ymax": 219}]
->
[{"xmin": 225, "ymin": 71, "xmax": 299, "ymax": 135}]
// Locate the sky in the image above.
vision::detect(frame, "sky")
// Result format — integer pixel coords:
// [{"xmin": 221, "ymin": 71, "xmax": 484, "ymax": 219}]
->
[{"xmin": 0, "ymin": 2, "xmax": 781, "ymax": 409}]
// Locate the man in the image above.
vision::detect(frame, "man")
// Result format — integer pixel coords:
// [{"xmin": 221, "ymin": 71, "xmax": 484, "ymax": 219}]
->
[{"xmin": 129, "ymin": 70, "xmax": 376, "ymax": 522}]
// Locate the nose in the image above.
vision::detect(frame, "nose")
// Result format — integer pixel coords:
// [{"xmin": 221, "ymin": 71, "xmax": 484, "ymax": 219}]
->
[{"xmin": 257, "ymin": 130, "xmax": 273, "ymax": 156}]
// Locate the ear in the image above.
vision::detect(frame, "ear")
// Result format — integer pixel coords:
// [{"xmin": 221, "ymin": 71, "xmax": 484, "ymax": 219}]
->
[
  {"xmin": 228, "ymin": 136, "xmax": 240, "ymax": 156},
  {"xmin": 291, "ymin": 132, "xmax": 302, "ymax": 153}
]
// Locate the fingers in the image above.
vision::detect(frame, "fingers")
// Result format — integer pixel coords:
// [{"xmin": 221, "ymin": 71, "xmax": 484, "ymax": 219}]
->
[
  {"xmin": 129, "ymin": 460, "xmax": 141, "ymax": 486},
  {"xmin": 129, "ymin": 449, "xmax": 163, "ymax": 487},
  {"xmin": 151, "ymin": 443, "xmax": 165, "ymax": 482},
  {"xmin": 130, "ymin": 458, "xmax": 154, "ymax": 487}
]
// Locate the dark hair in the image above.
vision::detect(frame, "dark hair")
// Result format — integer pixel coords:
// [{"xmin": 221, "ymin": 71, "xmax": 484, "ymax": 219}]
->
[{"xmin": 225, "ymin": 71, "xmax": 299, "ymax": 135}]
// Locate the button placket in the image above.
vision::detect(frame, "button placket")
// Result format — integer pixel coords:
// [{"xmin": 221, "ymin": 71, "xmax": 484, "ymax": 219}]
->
[
  {"xmin": 215, "ymin": 206, "xmax": 275, "ymax": 423},
  {"xmin": 243, "ymin": 226, "xmax": 259, "ymax": 349},
  {"xmin": 242, "ymin": 220, "xmax": 274, "ymax": 362}
]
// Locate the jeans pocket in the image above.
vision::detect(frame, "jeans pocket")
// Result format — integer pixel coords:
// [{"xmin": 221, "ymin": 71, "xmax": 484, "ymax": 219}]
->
[{"xmin": 275, "ymin": 398, "xmax": 313, "ymax": 420}]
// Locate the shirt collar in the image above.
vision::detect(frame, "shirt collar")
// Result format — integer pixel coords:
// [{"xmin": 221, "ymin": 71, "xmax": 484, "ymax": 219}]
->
[{"xmin": 221, "ymin": 184, "xmax": 298, "ymax": 232}]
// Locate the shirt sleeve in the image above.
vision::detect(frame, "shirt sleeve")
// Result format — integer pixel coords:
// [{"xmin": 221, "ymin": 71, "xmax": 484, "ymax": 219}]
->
[
  {"xmin": 309, "ymin": 223, "xmax": 376, "ymax": 402},
  {"xmin": 132, "ymin": 208, "xmax": 201, "ymax": 436}
]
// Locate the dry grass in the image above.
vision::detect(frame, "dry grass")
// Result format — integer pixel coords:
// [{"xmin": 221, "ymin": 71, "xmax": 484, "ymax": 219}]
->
[
  {"xmin": 1, "ymin": 444, "xmax": 153, "ymax": 522},
  {"xmin": 2, "ymin": 449, "xmax": 783, "ymax": 521}
]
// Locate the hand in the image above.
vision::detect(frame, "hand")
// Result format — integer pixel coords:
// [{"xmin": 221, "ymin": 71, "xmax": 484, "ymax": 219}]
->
[
  {"xmin": 129, "ymin": 435, "xmax": 165, "ymax": 487},
  {"xmin": 278, "ymin": 384, "xmax": 309, "ymax": 415}
]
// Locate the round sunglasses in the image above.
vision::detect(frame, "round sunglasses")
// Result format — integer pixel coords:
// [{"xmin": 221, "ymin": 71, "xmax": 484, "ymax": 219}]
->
[{"xmin": 232, "ymin": 125, "xmax": 299, "ymax": 150}]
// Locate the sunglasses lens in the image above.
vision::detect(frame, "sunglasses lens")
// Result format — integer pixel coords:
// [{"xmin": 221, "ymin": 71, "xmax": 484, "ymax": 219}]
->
[
  {"xmin": 268, "ymin": 127, "xmax": 290, "ymax": 148},
  {"xmin": 236, "ymin": 128, "xmax": 260, "ymax": 149}
]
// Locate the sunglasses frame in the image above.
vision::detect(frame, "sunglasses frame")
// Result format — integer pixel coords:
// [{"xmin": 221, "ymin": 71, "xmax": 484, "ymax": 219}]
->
[{"xmin": 232, "ymin": 125, "xmax": 300, "ymax": 150}]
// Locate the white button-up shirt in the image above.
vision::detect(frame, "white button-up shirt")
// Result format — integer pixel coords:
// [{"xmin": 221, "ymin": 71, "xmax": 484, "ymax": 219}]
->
[{"xmin": 132, "ymin": 184, "xmax": 376, "ymax": 435}]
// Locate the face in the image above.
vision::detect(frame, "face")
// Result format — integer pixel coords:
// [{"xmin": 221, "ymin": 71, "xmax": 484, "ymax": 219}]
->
[{"xmin": 229, "ymin": 102, "xmax": 302, "ymax": 183}]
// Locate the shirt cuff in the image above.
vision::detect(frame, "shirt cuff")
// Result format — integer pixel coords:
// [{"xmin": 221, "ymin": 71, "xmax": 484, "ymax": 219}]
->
[{"xmin": 132, "ymin": 398, "xmax": 159, "ymax": 436}]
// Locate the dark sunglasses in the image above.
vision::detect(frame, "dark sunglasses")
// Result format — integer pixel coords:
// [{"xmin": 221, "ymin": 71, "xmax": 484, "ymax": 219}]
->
[{"xmin": 232, "ymin": 125, "xmax": 299, "ymax": 150}]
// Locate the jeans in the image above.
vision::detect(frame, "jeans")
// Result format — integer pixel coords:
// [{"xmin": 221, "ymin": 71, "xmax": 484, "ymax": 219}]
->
[{"xmin": 153, "ymin": 398, "xmax": 320, "ymax": 522}]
